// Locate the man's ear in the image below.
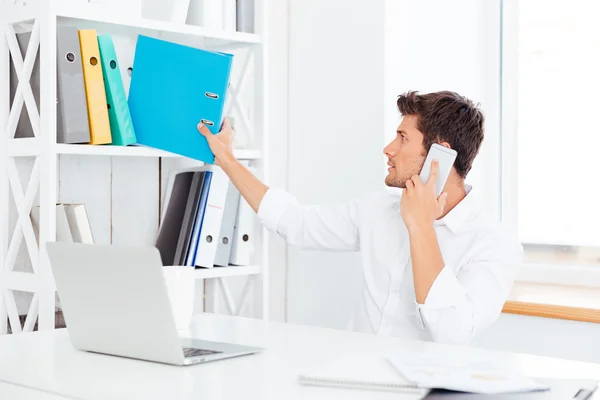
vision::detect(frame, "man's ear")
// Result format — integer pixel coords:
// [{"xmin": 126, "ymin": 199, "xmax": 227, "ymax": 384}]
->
[{"xmin": 439, "ymin": 141, "xmax": 452, "ymax": 149}]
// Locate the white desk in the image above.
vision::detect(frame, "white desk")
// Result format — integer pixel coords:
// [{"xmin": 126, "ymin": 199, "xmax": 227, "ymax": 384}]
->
[
  {"xmin": 0, "ymin": 381, "xmax": 70, "ymax": 399},
  {"xmin": 1, "ymin": 314, "xmax": 600, "ymax": 400}
]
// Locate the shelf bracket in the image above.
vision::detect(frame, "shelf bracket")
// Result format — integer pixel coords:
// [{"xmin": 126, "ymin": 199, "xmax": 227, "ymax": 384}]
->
[{"xmin": 211, "ymin": 276, "xmax": 255, "ymax": 317}]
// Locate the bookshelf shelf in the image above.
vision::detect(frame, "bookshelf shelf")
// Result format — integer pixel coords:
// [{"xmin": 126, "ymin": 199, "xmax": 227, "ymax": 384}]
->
[
  {"xmin": 54, "ymin": 144, "xmax": 262, "ymax": 159},
  {"xmin": 192, "ymin": 265, "xmax": 260, "ymax": 279},
  {"xmin": 6, "ymin": 141, "xmax": 262, "ymax": 160},
  {"xmin": 6, "ymin": 5, "xmax": 261, "ymax": 48},
  {"xmin": 2, "ymin": 271, "xmax": 39, "ymax": 293},
  {"xmin": 1, "ymin": 0, "xmax": 270, "ymax": 334},
  {"xmin": 56, "ymin": 7, "xmax": 261, "ymax": 48}
]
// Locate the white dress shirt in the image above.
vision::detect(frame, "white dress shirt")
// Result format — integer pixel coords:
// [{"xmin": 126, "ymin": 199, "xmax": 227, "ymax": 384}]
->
[{"xmin": 257, "ymin": 185, "xmax": 524, "ymax": 345}]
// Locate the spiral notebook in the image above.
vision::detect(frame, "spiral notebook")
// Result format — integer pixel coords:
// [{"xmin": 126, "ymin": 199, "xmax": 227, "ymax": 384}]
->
[{"xmin": 297, "ymin": 353, "xmax": 429, "ymax": 398}]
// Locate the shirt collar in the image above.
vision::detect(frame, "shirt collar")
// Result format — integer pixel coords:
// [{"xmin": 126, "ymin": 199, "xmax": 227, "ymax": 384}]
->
[{"xmin": 434, "ymin": 184, "xmax": 478, "ymax": 233}]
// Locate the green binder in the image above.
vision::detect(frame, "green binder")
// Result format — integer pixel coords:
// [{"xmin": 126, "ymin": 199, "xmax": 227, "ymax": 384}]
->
[{"xmin": 97, "ymin": 34, "xmax": 136, "ymax": 146}]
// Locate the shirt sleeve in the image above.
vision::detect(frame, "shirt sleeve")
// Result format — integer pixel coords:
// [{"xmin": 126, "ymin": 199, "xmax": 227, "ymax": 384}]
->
[
  {"xmin": 257, "ymin": 187, "xmax": 362, "ymax": 251},
  {"xmin": 415, "ymin": 232, "xmax": 524, "ymax": 345}
]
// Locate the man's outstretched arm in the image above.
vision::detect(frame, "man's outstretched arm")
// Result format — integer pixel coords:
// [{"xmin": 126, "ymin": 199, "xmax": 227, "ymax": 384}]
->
[{"xmin": 198, "ymin": 120, "xmax": 361, "ymax": 251}]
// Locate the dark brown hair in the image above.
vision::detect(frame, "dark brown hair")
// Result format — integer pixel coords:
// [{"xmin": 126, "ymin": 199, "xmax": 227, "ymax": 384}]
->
[{"xmin": 396, "ymin": 90, "xmax": 484, "ymax": 178}]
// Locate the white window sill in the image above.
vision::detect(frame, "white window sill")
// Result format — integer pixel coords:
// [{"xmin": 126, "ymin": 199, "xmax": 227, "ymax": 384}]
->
[
  {"xmin": 508, "ymin": 281, "xmax": 600, "ymax": 309},
  {"xmin": 504, "ymin": 266, "xmax": 600, "ymax": 323},
  {"xmin": 516, "ymin": 263, "xmax": 600, "ymax": 288}
]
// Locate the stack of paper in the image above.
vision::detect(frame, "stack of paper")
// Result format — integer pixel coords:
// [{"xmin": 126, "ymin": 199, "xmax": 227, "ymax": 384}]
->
[
  {"xmin": 298, "ymin": 351, "xmax": 550, "ymax": 397},
  {"xmin": 387, "ymin": 353, "xmax": 549, "ymax": 395}
]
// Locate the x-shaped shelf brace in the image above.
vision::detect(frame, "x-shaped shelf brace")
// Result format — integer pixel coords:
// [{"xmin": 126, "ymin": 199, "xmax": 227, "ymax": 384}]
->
[
  {"xmin": 5, "ymin": 21, "xmax": 41, "ymax": 139},
  {"xmin": 223, "ymin": 50, "xmax": 255, "ymax": 146},
  {"xmin": 1, "ymin": 19, "xmax": 42, "ymax": 334},
  {"xmin": 214, "ymin": 276, "xmax": 255, "ymax": 317}
]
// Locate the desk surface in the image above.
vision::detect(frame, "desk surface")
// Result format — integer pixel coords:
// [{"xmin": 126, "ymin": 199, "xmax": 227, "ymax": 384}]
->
[
  {"xmin": 0, "ymin": 381, "xmax": 71, "ymax": 400},
  {"xmin": 1, "ymin": 314, "xmax": 600, "ymax": 400}
]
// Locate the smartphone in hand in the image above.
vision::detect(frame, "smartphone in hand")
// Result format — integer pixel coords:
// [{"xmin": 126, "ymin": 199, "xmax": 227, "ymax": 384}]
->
[{"xmin": 419, "ymin": 143, "xmax": 458, "ymax": 197}]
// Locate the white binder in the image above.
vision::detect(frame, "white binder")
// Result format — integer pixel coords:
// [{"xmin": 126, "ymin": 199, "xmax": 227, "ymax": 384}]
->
[
  {"xmin": 229, "ymin": 194, "xmax": 255, "ymax": 266},
  {"xmin": 213, "ymin": 180, "xmax": 241, "ymax": 267},
  {"xmin": 236, "ymin": 0, "xmax": 254, "ymax": 33},
  {"xmin": 194, "ymin": 165, "xmax": 230, "ymax": 268}
]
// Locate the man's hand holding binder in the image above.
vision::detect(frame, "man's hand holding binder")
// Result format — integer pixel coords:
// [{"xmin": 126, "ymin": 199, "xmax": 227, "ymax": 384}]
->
[
  {"xmin": 197, "ymin": 118, "xmax": 234, "ymax": 167},
  {"xmin": 198, "ymin": 118, "xmax": 268, "ymax": 214}
]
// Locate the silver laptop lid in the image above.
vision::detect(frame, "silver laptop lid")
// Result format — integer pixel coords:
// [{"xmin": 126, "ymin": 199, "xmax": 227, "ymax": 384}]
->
[{"xmin": 46, "ymin": 242, "xmax": 185, "ymax": 365}]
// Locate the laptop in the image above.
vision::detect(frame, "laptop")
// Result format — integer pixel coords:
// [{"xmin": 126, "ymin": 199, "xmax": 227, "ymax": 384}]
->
[{"xmin": 45, "ymin": 242, "xmax": 263, "ymax": 366}]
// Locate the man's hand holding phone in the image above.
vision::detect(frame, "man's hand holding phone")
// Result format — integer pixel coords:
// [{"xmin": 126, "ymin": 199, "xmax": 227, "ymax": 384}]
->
[{"xmin": 401, "ymin": 160, "xmax": 448, "ymax": 234}]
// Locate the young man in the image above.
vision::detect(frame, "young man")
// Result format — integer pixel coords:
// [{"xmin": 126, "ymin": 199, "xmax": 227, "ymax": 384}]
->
[{"xmin": 197, "ymin": 90, "xmax": 523, "ymax": 345}]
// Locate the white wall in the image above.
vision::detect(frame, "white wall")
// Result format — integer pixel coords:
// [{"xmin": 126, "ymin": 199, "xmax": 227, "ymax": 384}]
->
[
  {"xmin": 264, "ymin": 0, "xmax": 289, "ymax": 323},
  {"xmin": 286, "ymin": 0, "xmax": 386, "ymax": 329}
]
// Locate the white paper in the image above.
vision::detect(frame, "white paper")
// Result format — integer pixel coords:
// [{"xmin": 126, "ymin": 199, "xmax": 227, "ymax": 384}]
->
[{"xmin": 388, "ymin": 353, "xmax": 549, "ymax": 394}]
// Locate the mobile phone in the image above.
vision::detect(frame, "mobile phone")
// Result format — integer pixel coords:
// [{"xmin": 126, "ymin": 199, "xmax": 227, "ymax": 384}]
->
[{"xmin": 419, "ymin": 143, "xmax": 458, "ymax": 197}]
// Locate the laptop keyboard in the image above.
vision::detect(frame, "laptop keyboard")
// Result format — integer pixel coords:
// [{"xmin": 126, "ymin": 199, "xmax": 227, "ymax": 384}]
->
[{"xmin": 182, "ymin": 347, "xmax": 222, "ymax": 358}]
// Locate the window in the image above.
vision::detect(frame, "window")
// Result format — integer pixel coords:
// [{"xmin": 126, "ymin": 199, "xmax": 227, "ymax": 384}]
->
[{"xmin": 502, "ymin": 0, "xmax": 600, "ymax": 268}]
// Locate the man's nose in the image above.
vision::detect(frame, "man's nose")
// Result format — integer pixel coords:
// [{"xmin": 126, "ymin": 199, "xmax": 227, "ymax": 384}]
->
[{"xmin": 383, "ymin": 142, "xmax": 396, "ymax": 157}]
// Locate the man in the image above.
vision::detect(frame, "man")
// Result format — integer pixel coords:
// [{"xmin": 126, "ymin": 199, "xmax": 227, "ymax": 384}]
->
[{"xmin": 197, "ymin": 90, "xmax": 523, "ymax": 345}]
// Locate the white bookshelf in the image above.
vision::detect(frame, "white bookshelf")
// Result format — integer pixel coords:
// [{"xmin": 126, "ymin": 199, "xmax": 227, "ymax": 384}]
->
[
  {"xmin": 0, "ymin": 0, "xmax": 270, "ymax": 334},
  {"xmin": 193, "ymin": 265, "xmax": 260, "ymax": 279},
  {"xmin": 6, "ymin": 139, "xmax": 264, "ymax": 158}
]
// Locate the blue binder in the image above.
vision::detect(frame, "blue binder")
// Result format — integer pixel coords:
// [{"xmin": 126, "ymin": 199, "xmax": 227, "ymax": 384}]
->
[
  {"xmin": 128, "ymin": 35, "xmax": 233, "ymax": 163},
  {"xmin": 185, "ymin": 171, "xmax": 212, "ymax": 267}
]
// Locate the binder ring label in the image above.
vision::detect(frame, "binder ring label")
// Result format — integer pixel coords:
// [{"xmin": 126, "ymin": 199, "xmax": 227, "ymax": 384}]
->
[
  {"xmin": 109, "ymin": 60, "xmax": 117, "ymax": 69},
  {"xmin": 205, "ymin": 92, "xmax": 219, "ymax": 99},
  {"xmin": 90, "ymin": 57, "xmax": 98, "ymax": 66},
  {"xmin": 66, "ymin": 52, "xmax": 76, "ymax": 63},
  {"xmin": 200, "ymin": 119, "xmax": 214, "ymax": 126}
]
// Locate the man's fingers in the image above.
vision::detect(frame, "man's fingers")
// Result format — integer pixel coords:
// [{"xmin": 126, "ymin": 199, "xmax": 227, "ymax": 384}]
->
[
  {"xmin": 411, "ymin": 174, "xmax": 423, "ymax": 188},
  {"xmin": 428, "ymin": 160, "xmax": 439, "ymax": 186},
  {"xmin": 197, "ymin": 122, "xmax": 212, "ymax": 138},
  {"xmin": 438, "ymin": 192, "xmax": 448, "ymax": 214},
  {"xmin": 405, "ymin": 178, "xmax": 415, "ymax": 190},
  {"xmin": 221, "ymin": 117, "xmax": 232, "ymax": 131}
]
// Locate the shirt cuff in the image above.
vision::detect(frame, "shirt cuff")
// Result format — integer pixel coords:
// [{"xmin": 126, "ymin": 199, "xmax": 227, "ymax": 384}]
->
[
  {"xmin": 257, "ymin": 188, "xmax": 298, "ymax": 233},
  {"xmin": 416, "ymin": 266, "xmax": 467, "ymax": 310}
]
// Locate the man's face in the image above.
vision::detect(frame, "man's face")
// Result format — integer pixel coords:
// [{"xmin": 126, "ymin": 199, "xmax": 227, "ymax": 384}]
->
[{"xmin": 384, "ymin": 115, "xmax": 427, "ymax": 188}]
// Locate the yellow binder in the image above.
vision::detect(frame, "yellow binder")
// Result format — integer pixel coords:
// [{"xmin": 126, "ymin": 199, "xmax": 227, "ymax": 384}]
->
[{"xmin": 78, "ymin": 29, "xmax": 112, "ymax": 144}]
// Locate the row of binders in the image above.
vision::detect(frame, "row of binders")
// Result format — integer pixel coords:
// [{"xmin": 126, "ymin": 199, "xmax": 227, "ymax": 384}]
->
[
  {"xmin": 10, "ymin": 26, "xmax": 234, "ymax": 164},
  {"xmin": 156, "ymin": 165, "xmax": 254, "ymax": 268},
  {"xmin": 10, "ymin": 27, "xmax": 136, "ymax": 145}
]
